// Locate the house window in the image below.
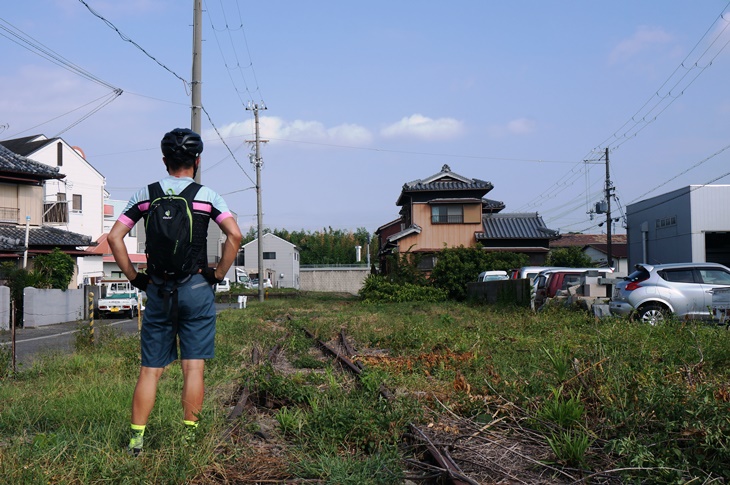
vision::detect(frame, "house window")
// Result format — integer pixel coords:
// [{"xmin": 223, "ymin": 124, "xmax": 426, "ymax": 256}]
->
[
  {"xmin": 72, "ymin": 194, "xmax": 82, "ymax": 213},
  {"xmin": 431, "ymin": 205, "xmax": 463, "ymax": 224},
  {"xmin": 57, "ymin": 142, "xmax": 63, "ymax": 166},
  {"xmin": 417, "ymin": 254, "xmax": 437, "ymax": 271},
  {"xmin": 263, "ymin": 252, "xmax": 276, "ymax": 260}
]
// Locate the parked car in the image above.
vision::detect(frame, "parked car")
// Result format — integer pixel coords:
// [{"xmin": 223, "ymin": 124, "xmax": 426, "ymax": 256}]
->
[
  {"xmin": 533, "ymin": 267, "xmax": 613, "ymax": 310},
  {"xmin": 250, "ymin": 278, "xmax": 273, "ymax": 289},
  {"xmin": 215, "ymin": 278, "xmax": 231, "ymax": 293},
  {"xmin": 609, "ymin": 262, "xmax": 730, "ymax": 324},
  {"xmin": 477, "ymin": 270, "xmax": 509, "ymax": 282},
  {"xmin": 510, "ymin": 266, "xmax": 565, "ymax": 282}
]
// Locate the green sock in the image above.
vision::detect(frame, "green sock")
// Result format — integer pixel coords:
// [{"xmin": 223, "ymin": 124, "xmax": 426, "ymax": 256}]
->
[
  {"xmin": 129, "ymin": 424, "xmax": 145, "ymax": 450},
  {"xmin": 183, "ymin": 420, "xmax": 198, "ymax": 443}
]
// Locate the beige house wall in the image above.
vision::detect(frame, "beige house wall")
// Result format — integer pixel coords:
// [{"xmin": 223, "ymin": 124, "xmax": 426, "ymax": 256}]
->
[{"xmin": 403, "ymin": 202, "xmax": 482, "ymax": 250}]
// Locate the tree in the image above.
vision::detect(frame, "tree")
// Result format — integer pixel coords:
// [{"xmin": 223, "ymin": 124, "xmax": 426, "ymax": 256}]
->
[
  {"xmin": 547, "ymin": 246, "xmax": 595, "ymax": 268},
  {"xmin": 31, "ymin": 248, "xmax": 76, "ymax": 289},
  {"xmin": 242, "ymin": 227, "xmax": 375, "ymax": 265}
]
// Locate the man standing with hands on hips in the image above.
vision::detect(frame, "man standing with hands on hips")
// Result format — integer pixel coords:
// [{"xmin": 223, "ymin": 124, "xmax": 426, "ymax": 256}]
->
[{"xmin": 108, "ymin": 128, "xmax": 242, "ymax": 456}]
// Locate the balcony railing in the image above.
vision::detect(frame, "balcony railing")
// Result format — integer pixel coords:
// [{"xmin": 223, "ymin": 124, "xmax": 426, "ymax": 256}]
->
[
  {"xmin": 0, "ymin": 207, "xmax": 19, "ymax": 224},
  {"xmin": 43, "ymin": 201, "xmax": 69, "ymax": 224}
]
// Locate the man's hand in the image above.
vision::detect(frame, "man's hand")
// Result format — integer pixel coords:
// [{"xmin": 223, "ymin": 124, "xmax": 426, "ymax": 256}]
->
[
  {"xmin": 130, "ymin": 273, "xmax": 150, "ymax": 292},
  {"xmin": 201, "ymin": 267, "xmax": 223, "ymax": 285}
]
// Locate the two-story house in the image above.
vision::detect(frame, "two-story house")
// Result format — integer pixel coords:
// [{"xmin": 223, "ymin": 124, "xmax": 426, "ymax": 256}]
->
[
  {"xmin": 0, "ymin": 135, "xmax": 109, "ymax": 284},
  {"xmin": 376, "ymin": 164, "xmax": 558, "ymax": 271},
  {"xmin": 0, "ymin": 135, "xmax": 106, "ymax": 240},
  {"xmin": 241, "ymin": 233, "xmax": 300, "ymax": 288},
  {"xmin": 0, "ymin": 144, "xmax": 93, "ymax": 284}
]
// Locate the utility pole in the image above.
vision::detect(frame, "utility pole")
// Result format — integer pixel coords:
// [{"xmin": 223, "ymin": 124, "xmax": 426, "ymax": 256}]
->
[
  {"xmin": 191, "ymin": 0, "xmax": 203, "ymax": 183},
  {"xmin": 246, "ymin": 103, "xmax": 267, "ymax": 302},
  {"xmin": 605, "ymin": 147, "xmax": 613, "ymax": 269}
]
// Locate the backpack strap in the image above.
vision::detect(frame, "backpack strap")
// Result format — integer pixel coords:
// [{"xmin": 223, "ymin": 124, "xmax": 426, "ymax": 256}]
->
[
  {"xmin": 147, "ymin": 181, "xmax": 164, "ymax": 202},
  {"xmin": 178, "ymin": 181, "xmax": 202, "ymax": 202}
]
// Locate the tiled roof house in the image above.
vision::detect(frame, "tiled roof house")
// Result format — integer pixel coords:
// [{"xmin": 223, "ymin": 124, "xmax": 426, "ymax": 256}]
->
[
  {"xmin": 375, "ymin": 165, "xmax": 558, "ymax": 271},
  {"xmin": 0, "ymin": 144, "xmax": 92, "ymax": 264}
]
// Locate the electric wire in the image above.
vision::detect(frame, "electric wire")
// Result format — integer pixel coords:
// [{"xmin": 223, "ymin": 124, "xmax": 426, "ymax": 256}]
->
[
  {"xmin": 517, "ymin": 2, "xmax": 730, "ymax": 227},
  {"xmin": 0, "ymin": 16, "xmax": 124, "ymax": 137},
  {"xmin": 629, "ymin": 141, "xmax": 730, "ymax": 203},
  {"xmin": 200, "ymin": 105, "xmax": 256, "ymax": 187},
  {"xmin": 52, "ymin": 90, "xmax": 123, "ymax": 137},
  {"xmin": 76, "ymin": 0, "xmax": 190, "ymax": 88},
  {"xmin": 0, "ymin": 17, "xmax": 119, "ymax": 91},
  {"xmin": 624, "ymin": 169, "xmax": 730, "ymax": 219},
  {"xmin": 9, "ymin": 90, "xmax": 122, "ymax": 138}
]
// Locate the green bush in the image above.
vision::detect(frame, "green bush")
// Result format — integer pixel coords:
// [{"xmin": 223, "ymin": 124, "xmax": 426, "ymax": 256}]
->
[
  {"xmin": 430, "ymin": 246, "xmax": 527, "ymax": 300},
  {"xmin": 359, "ymin": 275, "xmax": 448, "ymax": 303},
  {"xmin": 547, "ymin": 246, "xmax": 595, "ymax": 268}
]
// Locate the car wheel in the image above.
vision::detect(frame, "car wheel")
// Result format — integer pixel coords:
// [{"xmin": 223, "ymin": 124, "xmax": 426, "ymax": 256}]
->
[{"xmin": 635, "ymin": 303, "xmax": 667, "ymax": 325}]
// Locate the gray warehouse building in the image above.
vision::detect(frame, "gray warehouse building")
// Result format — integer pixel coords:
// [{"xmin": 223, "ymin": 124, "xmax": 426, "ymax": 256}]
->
[{"xmin": 626, "ymin": 185, "xmax": 730, "ymax": 269}]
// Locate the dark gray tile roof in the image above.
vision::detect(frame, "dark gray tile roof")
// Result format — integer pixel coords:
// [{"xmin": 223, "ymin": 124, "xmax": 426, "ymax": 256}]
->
[
  {"xmin": 0, "ymin": 144, "xmax": 64, "ymax": 179},
  {"xmin": 477, "ymin": 213, "xmax": 559, "ymax": 239},
  {"xmin": 482, "ymin": 197, "xmax": 505, "ymax": 213},
  {"xmin": 0, "ymin": 225, "xmax": 92, "ymax": 250},
  {"xmin": 402, "ymin": 164, "xmax": 493, "ymax": 192},
  {"xmin": 0, "ymin": 135, "xmax": 52, "ymax": 157}
]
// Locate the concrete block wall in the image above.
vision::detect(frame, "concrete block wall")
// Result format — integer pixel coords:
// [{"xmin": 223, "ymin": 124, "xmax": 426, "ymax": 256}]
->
[
  {"xmin": 299, "ymin": 268, "xmax": 370, "ymax": 295},
  {"xmin": 23, "ymin": 287, "xmax": 84, "ymax": 327},
  {"xmin": 0, "ymin": 286, "xmax": 8, "ymax": 330}
]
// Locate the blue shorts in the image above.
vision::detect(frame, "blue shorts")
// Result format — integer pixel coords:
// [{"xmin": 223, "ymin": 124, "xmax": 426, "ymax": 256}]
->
[{"xmin": 140, "ymin": 274, "xmax": 216, "ymax": 368}]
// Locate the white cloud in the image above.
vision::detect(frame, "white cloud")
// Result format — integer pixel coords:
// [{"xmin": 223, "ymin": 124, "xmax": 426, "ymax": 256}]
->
[
  {"xmin": 380, "ymin": 114, "xmax": 464, "ymax": 141},
  {"xmin": 486, "ymin": 118, "xmax": 536, "ymax": 138},
  {"xmin": 609, "ymin": 26, "xmax": 673, "ymax": 64},
  {"xmin": 207, "ymin": 117, "xmax": 373, "ymax": 146}
]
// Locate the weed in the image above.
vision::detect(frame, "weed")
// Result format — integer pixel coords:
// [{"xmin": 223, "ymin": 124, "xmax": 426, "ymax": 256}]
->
[
  {"xmin": 74, "ymin": 319, "xmax": 95, "ymax": 350},
  {"xmin": 0, "ymin": 344, "xmax": 12, "ymax": 378},
  {"xmin": 542, "ymin": 346, "xmax": 571, "ymax": 383},
  {"xmin": 538, "ymin": 386, "xmax": 584, "ymax": 429},
  {"xmin": 547, "ymin": 429, "xmax": 592, "ymax": 468},
  {"xmin": 275, "ymin": 406, "xmax": 306, "ymax": 436}
]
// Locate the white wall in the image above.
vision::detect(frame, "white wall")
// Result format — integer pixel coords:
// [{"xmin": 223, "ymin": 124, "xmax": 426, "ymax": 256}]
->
[
  {"xmin": 242, "ymin": 233, "xmax": 300, "ymax": 288},
  {"xmin": 31, "ymin": 137, "xmax": 106, "ymax": 240}
]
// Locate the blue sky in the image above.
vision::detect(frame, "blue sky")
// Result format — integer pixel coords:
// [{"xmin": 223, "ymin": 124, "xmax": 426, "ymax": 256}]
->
[{"xmin": 2, "ymin": 1, "xmax": 730, "ymax": 236}]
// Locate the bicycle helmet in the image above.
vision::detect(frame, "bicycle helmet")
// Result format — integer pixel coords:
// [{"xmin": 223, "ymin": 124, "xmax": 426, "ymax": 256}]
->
[{"xmin": 161, "ymin": 128, "xmax": 204, "ymax": 160}]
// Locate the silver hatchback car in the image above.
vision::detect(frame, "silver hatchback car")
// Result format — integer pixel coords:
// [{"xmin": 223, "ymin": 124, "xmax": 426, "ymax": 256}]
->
[{"xmin": 609, "ymin": 262, "xmax": 730, "ymax": 324}]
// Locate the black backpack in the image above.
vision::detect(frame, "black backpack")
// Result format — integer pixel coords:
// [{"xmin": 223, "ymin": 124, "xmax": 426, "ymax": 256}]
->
[{"xmin": 145, "ymin": 181, "xmax": 202, "ymax": 279}]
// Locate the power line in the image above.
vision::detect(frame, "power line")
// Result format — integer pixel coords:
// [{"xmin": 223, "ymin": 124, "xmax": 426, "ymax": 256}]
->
[
  {"xmin": 200, "ymin": 105, "xmax": 256, "ymax": 186},
  {"xmin": 8, "ymin": 90, "xmax": 122, "ymax": 138},
  {"xmin": 77, "ymin": 0, "xmax": 190, "ymax": 88},
  {"xmin": 0, "ymin": 17, "xmax": 119, "ymax": 91},
  {"xmin": 629, "ymin": 142, "xmax": 730, "ymax": 203},
  {"xmin": 517, "ymin": 2, "xmax": 730, "ymax": 226}
]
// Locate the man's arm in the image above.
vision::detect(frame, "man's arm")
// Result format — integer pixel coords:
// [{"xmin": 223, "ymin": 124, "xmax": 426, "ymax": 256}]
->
[
  {"xmin": 213, "ymin": 217, "xmax": 242, "ymax": 281},
  {"xmin": 108, "ymin": 221, "xmax": 138, "ymax": 281}
]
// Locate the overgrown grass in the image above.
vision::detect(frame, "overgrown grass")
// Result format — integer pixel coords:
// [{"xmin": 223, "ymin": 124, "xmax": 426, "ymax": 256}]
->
[{"xmin": 1, "ymin": 293, "xmax": 730, "ymax": 483}]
